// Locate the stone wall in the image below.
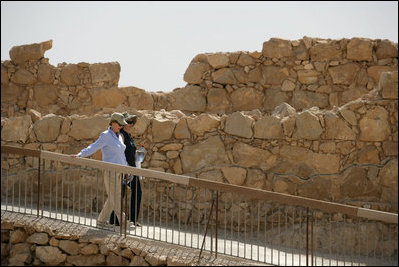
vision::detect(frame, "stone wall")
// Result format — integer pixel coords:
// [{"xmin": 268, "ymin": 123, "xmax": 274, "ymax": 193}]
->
[
  {"xmin": 1, "ymin": 71, "xmax": 398, "ymax": 212},
  {"xmin": 1, "ymin": 38, "xmax": 398, "ymax": 118},
  {"xmin": 1, "ymin": 38, "xmax": 398, "ymax": 213},
  {"xmin": 2, "ymin": 213, "xmax": 265, "ymax": 266}
]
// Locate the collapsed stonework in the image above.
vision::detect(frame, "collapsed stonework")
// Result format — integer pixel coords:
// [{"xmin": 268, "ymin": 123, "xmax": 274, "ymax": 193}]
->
[{"xmin": 1, "ymin": 38, "xmax": 398, "ymax": 213}]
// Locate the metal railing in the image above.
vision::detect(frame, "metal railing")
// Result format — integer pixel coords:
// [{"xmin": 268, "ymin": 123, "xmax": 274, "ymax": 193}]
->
[{"xmin": 1, "ymin": 145, "xmax": 398, "ymax": 266}]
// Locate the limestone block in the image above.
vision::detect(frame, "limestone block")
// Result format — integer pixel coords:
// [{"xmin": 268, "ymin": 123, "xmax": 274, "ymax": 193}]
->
[
  {"xmin": 309, "ymin": 42, "xmax": 342, "ymax": 61},
  {"xmin": 237, "ymin": 53, "xmax": 255, "ymax": 66},
  {"xmin": 247, "ymin": 66, "xmax": 263, "ymax": 83},
  {"xmin": 174, "ymin": 118, "xmax": 190, "ymax": 139},
  {"xmin": 340, "ymin": 87, "xmax": 368, "ymax": 105},
  {"xmin": 9, "ymin": 40, "xmax": 52, "ymax": 65},
  {"xmin": 206, "ymin": 88, "xmax": 230, "ymax": 113},
  {"xmin": 359, "ymin": 106, "xmax": 390, "ymax": 141},
  {"xmin": 376, "ymin": 39, "xmax": 398, "ymax": 59},
  {"xmin": 298, "ymin": 177, "xmax": 333, "ymax": 201},
  {"xmin": 92, "ymin": 87, "xmax": 126, "ymax": 108},
  {"xmin": 281, "ymin": 116, "xmax": 296, "ymax": 137},
  {"xmin": 1, "ymin": 64, "xmax": 9, "ymax": 87},
  {"xmin": 263, "ymin": 88, "xmax": 288, "ymax": 111},
  {"xmin": 33, "ymin": 83, "xmax": 58, "ymax": 106},
  {"xmin": 232, "ymin": 142, "xmax": 273, "ymax": 169},
  {"xmin": 1, "ymin": 83, "xmax": 23, "ymax": 103},
  {"xmin": 66, "ymin": 254, "xmax": 105, "ymax": 266},
  {"xmin": 379, "ymin": 71, "xmax": 398, "ymax": 99},
  {"xmin": 254, "ymin": 115, "xmax": 283, "ymax": 139},
  {"xmin": 107, "ymin": 253, "xmax": 129, "ymax": 265},
  {"xmin": 292, "ymin": 40, "xmax": 309, "ymax": 60},
  {"xmin": 124, "ymin": 87, "xmax": 154, "ymax": 110},
  {"xmin": 37, "ymin": 63, "xmax": 55, "ymax": 83},
  {"xmin": 169, "ymin": 85, "xmax": 206, "ymax": 112},
  {"xmin": 293, "ymin": 110, "xmax": 323, "ymax": 140},
  {"xmin": 183, "ymin": 62, "xmax": 210, "ymax": 84},
  {"xmin": 198, "ymin": 169, "xmax": 224, "ymax": 183},
  {"xmin": 206, "ymin": 53, "xmax": 230, "ymax": 69},
  {"xmin": 89, "ymin": 62, "xmax": 120, "ymax": 84},
  {"xmin": 328, "ymin": 63, "xmax": 361, "ymax": 85},
  {"xmin": 281, "ymin": 79, "xmax": 296, "ymax": 91},
  {"xmin": 26, "ymin": 232, "xmax": 49, "ymax": 245},
  {"xmin": 291, "ymin": 90, "xmax": 329, "ymax": 110},
  {"xmin": 280, "ymin": 145, "xmax": 340, "ymax": 174},
  {"xmin": 211, "ymin": 68, "xmax": 237, "ymax": 84},
  {"xmin": 261, "ymin": 66, "xmax": 289, "ymax": 85},
  {"xmin": 27, "ymin": 108, "xmax": 42, "ymax": 123},
  {"xmin": 180, "ymin": 136, "xmax": 228, "ymax": 173},
  {"xmin": 340, "ymin": 167, "xmax": 379, "ymax": 198},
  {"xmin": 379, "ymin": 159, "xmax": 398, "ymax": 206},
  {"xmin": 130, "ymin": 255, "xmax": 149, "ymax": 266},
  {"xmin": 297, "ymin": 69, "xmax": 320, "ymax": 84},
  {"xmin": 224, "ymin": 111, "xmax": 253, "ymax": 138},
  {"xmin": 262, "ymin": 38, "xmax": 293, "ymax": 58},
  {"xmin": 9, "ymin": 243, "xmax": 31, "ymax": 264},
  {"xmin": 11, "ymin": 68, "xmax": 36, "ymax": 85},
  {"xmin": 323, "ymin": 112, "xmax": 356, "ymax": 140},
  {"xmin": 151, "ymin": 117, "xmax": 175, "ymax": 142},
  {"xmin": 382, "ymin": 141, "xmax": 398, "ymax": 156},
  {"xmin": 231, "ymin": 87, "xmax": 264, "ymax": 111},
  {"xmin": 272, "ymin": 102, "xmax": 296, "ymax": 118},
  {"xmin": 358, "ymin": 145, "xmax": 380, "ymax": 164},
  {"xmin": 36, "ymin": 246, "xmax": 67, "ymax": 266},
  {"xmin": 246, "ymin": 169, "xmax": 265, "ymax": 189},
  {"xmin": 221, "ymin": 167, "xmax": 247, "ymax": 185},
  {"xmin": 186, "ymin": 113, "xmax": 220, "ymax": 136},
  {"xmin": 1, "ymin": 115, "xmax": 32, "ymax": 143},
  {"xmin": 33, "ymin": 114, "xmax": 62, "ymax": 142},
  {"xmin": 68, "ymin": 114, "xmax": 109, "ymax": 140},
  {"xmin": 60, "ymin": 64, "xmax": 81, "ymax": 85},
  {"xmin": 129, "ymin": 116, "xmax": 148, "ymax": 136},
  {"xmin": 10, "ymin": 229, "xmax": 27, "ymax": 243},
  {"xmin": 59, "ymin": 240, "xmax": 80, "ymax": 255},
  {"xmin": 367, "ymin": 66, "xmax": 397, "ymax": 84},
  {"xmin": 160, "ymin": 143, "xmax": 183, "ymax": 151},
  {"xmin": 347, "ymin": 38, "xmax": 373, "ymax": 61}
]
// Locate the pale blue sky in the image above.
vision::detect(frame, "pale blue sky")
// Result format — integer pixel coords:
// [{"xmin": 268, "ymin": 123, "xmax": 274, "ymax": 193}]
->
[{"xmin": 1, "ymin": 1, "xmax": 398, "ymax": 92}]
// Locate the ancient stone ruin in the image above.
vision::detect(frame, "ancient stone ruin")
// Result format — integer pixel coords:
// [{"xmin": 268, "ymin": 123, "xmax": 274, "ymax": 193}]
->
[{"xmin": 1, "ymin": 37, "xmax": 398, "ymax": 215}]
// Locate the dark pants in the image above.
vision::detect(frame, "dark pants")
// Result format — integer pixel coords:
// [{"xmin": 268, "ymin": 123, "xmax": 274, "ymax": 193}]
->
[{"xmin": 110, "ymin": 176, "xmax": 142, "ymax": 225}]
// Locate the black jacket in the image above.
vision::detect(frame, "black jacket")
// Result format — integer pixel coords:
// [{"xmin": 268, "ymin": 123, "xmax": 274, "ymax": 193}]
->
[{"xmin": 120, "ymin": 128, "xmax": 137, "ymax": 167}]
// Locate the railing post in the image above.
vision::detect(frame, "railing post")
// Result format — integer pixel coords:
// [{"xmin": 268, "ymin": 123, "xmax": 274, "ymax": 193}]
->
[
  {"xmin": 198, "ymin": 192, "xmax": 215, "ymax": 261},
  {"xmin": 306, "ymin": 207, "xmax": 309, "ymax": 266},
  {"xmin": 37, "ymin": 155, "xmax": 41, "ymax": 217},
  {"xmin": 215, "ymin": 190, "xmax": 218, "ymax": 257}
]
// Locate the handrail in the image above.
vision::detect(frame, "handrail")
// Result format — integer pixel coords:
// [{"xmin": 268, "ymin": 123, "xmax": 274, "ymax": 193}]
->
[{"xmin": 1, "ymin": 144, "xmax": 398, "ymax": 224}]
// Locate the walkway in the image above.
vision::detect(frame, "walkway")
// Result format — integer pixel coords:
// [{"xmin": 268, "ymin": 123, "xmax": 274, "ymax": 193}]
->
[{"xmin": 2, "ymin": 205, "xmax": 394, "ymax": 266}]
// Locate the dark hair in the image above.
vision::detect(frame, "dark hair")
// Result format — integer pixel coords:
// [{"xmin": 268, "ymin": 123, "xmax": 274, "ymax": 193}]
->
[{"xmin": 127, "ymin": 117, "xmax": 137, "ymax": 124}]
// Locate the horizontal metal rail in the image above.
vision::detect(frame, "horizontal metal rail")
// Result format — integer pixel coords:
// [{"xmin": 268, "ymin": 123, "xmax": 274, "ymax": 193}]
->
[
  {"xmin": 2, "ymin": 145, "xmax": 397, "ymax": 225},
  {"xmin": 2, "ymin": 145, "xmax": 398, "ymax": 266}
]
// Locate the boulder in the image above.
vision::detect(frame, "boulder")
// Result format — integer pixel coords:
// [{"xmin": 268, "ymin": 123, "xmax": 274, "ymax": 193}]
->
[
  {"xmin": 33, "ymin": 114, "xmax": 63, "ymax": 142},
  {"xmin": 35, "ymin": 246, "xmax": 67, "ymax": 266},
  {"xmin": 346, "ymin": 38, "xmax": 373, "ymax": 61},
  {"xmin": 180, "ymin": 136, "xmax": 228, "ymax": 173},
  {"xmin": 9, "ymin": 40, "xmax": 52, "ymax": 65},
  {"xmin": 262, "ymin": 38, "xmax": 293, "ymax": 58},
  {"xmin": 1, "ymin": 115, "xmax": 32, "ymax": 143},
  {"xmin": 224, "ymin": 111, "xmax": 254, "ymax": 138},
  {"xmin": 359, "ymin": 106, "xmax": 390, "ymax": 141},
  {"xmin": 68, "ymin": 114, "xmax": 109, "ymax": 140}
]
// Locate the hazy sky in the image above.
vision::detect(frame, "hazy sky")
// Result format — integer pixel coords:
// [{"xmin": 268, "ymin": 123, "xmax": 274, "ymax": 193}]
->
[{"xmin": 1, "ymin": 1, "xmax": 398, "ymax": 92}]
